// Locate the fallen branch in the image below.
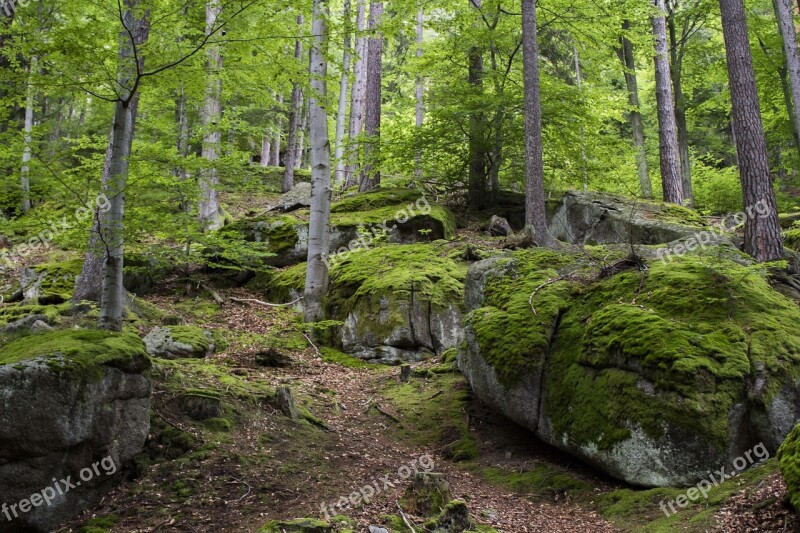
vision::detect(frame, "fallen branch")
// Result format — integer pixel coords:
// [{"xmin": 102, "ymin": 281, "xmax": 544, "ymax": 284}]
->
[
  {"xmin": 229, "ymin": 296, "xmax": 302, "ymax": 307},
  {"xmin": 396, "ymin": 502, "xmax": 417, "ymax": 533},
  {"xmin": 371, "ymin": 403, "xmax": 401, "ymax": 424},
  {"xmin": 529, "ymin": 271, "xmax": 577, "ymax": 315},
  {"xmin": 302, "ymin": 331, "xmax": 321, "ymax": 357},
  {"xmin": 199, "ymin": 283, "xmax": 225, "ymax": 306}
]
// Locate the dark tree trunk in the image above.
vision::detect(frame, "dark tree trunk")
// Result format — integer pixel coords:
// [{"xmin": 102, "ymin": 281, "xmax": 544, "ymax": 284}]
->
[
  {"xmin": 719, "ymin": 0, "xmax": 784, "ymax": 261},
  {"xmin": 358, "ymin": 1, "xmax": 383, "ymax": 191},
  {"xmin": 467, "ymin": 0, "xmax": 487, "ymax": 209},
  {"xmin": 651, "ymin": 0, "xmax": 684, "ymax": 204},
  {"xmin": 668, "ymin": 12, "xmax": 693, "ymax": 206},
  {"xmin": 774, "ymin": 0, "xmax": 800, "ymax": 156},
  {"xmin": 521, "ymin": 0, "xmax": 552, "ymax": 245}
]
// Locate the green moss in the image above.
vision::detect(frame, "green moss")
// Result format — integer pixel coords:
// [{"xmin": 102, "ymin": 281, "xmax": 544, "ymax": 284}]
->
[
  {"xmin": 652, "ymin": 203, "xmax": 708, "ymax": 228},
  {"xmin": 0, "ymin": 329, "xmax": 150, "ymax": 375},
  {"xmin": 79, "ymin": 515, "xmax": 119, "ymax": 533},
  {"xmin": 778, "ymin": 423, "xmax": 800, "ymax": 511},
  {"xmin": 203, "ymin": 417, "xmax": 232, "ymax": 432},
  {"xmin": 321, "ymin": 347, "xmax": 377, "ymax": 369},
  {"xmin": 0, "ymin": 302, "xmax": 69, "ymax": 326},
  {"xmin": 150, "ymin": 358, "xmax": 274, "ymax": 403},
  {"xmin": 783, "ymin": 223, "xmax": 800, "ymax": 252},
  {"xmin": 222, "ymin": 214, "xmax": 303, "ymax": 254},
  {"xmin": 330, "ymin": 204, "xmax": 456, "ymax": 240},
  {"xmin": 481, "ymin": 465, "xmax": 591, "ymax": 500},
  {"xmin": 467, "ymin": 248, "xmax": 800, "ymax": 452},
  {"xmin": 258, "ymin": 517, "xmax": 331, "ymax": 532},
  {"xmin": 331, "ymin": 187, "xmax": 425, "ymax": 213}
]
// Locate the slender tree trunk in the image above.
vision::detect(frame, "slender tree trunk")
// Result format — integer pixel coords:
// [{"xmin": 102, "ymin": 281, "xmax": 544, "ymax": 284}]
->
[
  {"xmin": 198, "ymin": 0, "xmax": 223, "ymax": 230},
  {"xmin": 651, "ymin": 0, "xmax": 683, "ymax": 204},
  {"xmin": 774, "ymin": 0, "xmax": 800, "ymax": 156},
  {"xmin": 174, "ymin": 84, "xmax": 190, "ymax": 190},
  {"xmin": 719, "ymin": 0, "xmax": 783, "ymax": 261},
  {"xmin": 333, "ymin": 0, "xmax": 352, "ymax": 186},
  {"xmin": 296, "ymin": 96, "xmax": 308, "ymax": 168},
  {"xmin": 521, "ymin": 0, "xmax": 552, "ymax": 245},
  {"xmin": 669, "ymin": 12, "xmax": 693, "ymax": 206},
  {"xmin": 345, "ymin": 0, "xmax": 368, "ymax": 187},
  {"xmin": 305, "ymin": 0, "xmax": 333, "ymax": 322},
  {"xmin": 415, "ymin": 7, "xmax": 424, "ymax": 179},
  {"xmin": 358, "ymin": 0, "xmax": 384, "ymax": 191},
  {"xmin": 284, "ymin": 14, "xmax": 305, "ymax": 192},
  {"xmin": 573, "ymin": 44, "xmax": 589, "ymax": 191},
  {"xmin": 617, "ymin": 21, "xmax": 652, "ymax": 198},
  {"xmin": 20, "ymin": 55, "xmax": 36, "ymax": 213},
  {"xmin": 779, "ymin": 64, "xmax": 800, "ymax": 154},
  {"xmin": 261, "ymin": 136, "xmax": 271, "ymax": 166},
  {"xmin": 271, "ymin": 93, "xmax": 283, "ymax": 166},
  {"xmin": 467, "ymin": 0, "xmax": 487, "ymax": 209}
]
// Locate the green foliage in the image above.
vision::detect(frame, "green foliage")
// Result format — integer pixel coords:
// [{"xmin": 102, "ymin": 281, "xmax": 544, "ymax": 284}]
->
[{"xmin": 690, "ymin": 157, "xmax": 742, "ymax": 215}]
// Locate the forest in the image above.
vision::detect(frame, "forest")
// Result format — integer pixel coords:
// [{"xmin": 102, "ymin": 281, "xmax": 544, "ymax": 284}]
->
[{"xmin": 4, "ymin": 0, "xmax": 800, "ymax": 531}]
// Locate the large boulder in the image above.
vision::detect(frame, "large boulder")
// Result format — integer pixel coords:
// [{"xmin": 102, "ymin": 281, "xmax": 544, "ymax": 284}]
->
[
  {"xmin": 267, "ymin": 242, "xmax": 470, "ymax": 364},
  {"xmin": 222, "ymin": 188, "xmax": 456, "ymax": 268},
  {"xmin": 0, "ymin": 329, "xmax": 151, "ymax": 532},
  {"xmin": 143, "ymin": 326, "xmax": 219, "ymax": 359},
  {"xmin": 459, "ymin": 247, "xmax": 800, "ymax": 487}
]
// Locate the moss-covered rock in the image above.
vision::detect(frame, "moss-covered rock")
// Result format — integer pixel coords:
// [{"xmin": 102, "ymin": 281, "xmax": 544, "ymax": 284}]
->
[
  {"xmin": 778, "ymin": 423, "xmax": 800, "ymax": 512},
  {"xmin": 258, "ymin": 518, "xmax": 332, "ymax": 532},
  {"xmin": 0, "ymin": 329, "xmax": 151, "ymax": 532},
  {"xmin": 459, "ymin": 247, "xmax": 800, "ymax": 487},
  {"xmin": 268, "ymin": 242, "xmax": 469, "ymax": 363},
  {"xmin": 142, "ymin": 326, "xmax": 220, "ymax": 359}
]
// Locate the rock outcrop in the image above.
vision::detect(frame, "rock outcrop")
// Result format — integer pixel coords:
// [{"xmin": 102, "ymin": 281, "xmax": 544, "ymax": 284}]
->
[
  {"xmin": 143, "ymin": 326, "xmax": 219, "ymax": 359},
  {"xmin": 0, "ymin": 329, "xmax": 151, "ymax": 532},
  {"xmin": 459, "ymin": 247, "xmax": 800, "ymax": 487}
]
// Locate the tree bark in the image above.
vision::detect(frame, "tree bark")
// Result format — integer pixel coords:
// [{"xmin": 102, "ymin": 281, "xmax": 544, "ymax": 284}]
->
[
  {"xmin": 283, "ymin": 14, "xmax": 305, "ymax": 192},
  {"xmin": 305, "ymin": 0, "xmax": 332, "ymax": 322},
  {"xmin": 719, "ymin": 0, "xmax": 784, "ymax": 261},
  {"xmin": 467, "ymin": 0, "xmax": 487, "ymax": 209},
  {"xmin": 271, "ymin": 93, "xmax": 283, "ymax": 166},
  {"xmin": 651, "ymin": 0, "xmax": 684, "ymax": 204},
  {"xmin": 260, "ymin": 136, "xmax": 271, "ymax": 166},
  {"xmin": 774, "ymin": 0, "xmax": 800, "ymax": 156},
  {"xmin": 521, "ymin": 0, "xmax": 552, "ymax": 245},
  {"xmin": 20, "ymin": 55, "xmax": 36, "ymax": 213},
  {"xmin": 345, "ymin": 0, "xmax": 368, "ymax": 187},
  {"xmin": 574, "ymin": 44, "xmax": 588, "ymax": 191},
  {"xmin": 668, "ymin": 11, "xmax": 693, "ymax": 206},
  {"xmin": 198, "ymin": 0, "xmax": 223, "ymax": 231},
  {"xmin": 358, "ymin": 0, "xmax": 383, "ymax": 191},
  {"xmin": 616, "ymin": 21, "xmax": 652, "ymax": 198},
  {"xmin": 296, "ymin": 95, "xmax": 308, "ymax": 168},
  {"xmin": 415, "ymin": 7, "xmax": 424, "ymax": 179},
  {"xmin": 333, "ymin": 0, "xmax": 352, "ymax": 186}
]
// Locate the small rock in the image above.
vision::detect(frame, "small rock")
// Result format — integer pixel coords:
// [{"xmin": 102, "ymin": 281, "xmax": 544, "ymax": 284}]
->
[
  {"xmin": 0, "ymin": 314, "xmax": 50, "ymax": 333},
  {"xmin": 29, "ymin": 320, "xmax": 53, "ymax": 332},
  {"xmin": 368, "ymin": 527, "xmax": 389, "ymax": 533},
  {"xmin": 179, "ymin": 392, "xmax": 222, "ymax": 421},
  {"xmin": 275, "ymin": 386, "xmax": 299, "ymax": 420},
  {"xmin": 143, "ymin": 326, "xmax": 215, "ymax": 359},
  {"xmin": 274, "ymin": 182, "xmax": 313, "ymax": 212},
  {"xmin": 487, "ymin": 215, "xmax": 513, "ymax": 237}
]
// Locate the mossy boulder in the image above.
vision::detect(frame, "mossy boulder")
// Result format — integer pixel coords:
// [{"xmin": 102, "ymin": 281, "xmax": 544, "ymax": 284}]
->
[
  {"xmin": 16, "ymin": 259, "xmax": 83, "ymax": 304},
  {"xmin": 142, "ymin": 326, "xmax": 219, "ymax": 359},
  {"xmin": 459, "ymin": 247, "xmax": 800, "ymax": 487},
  {"xmin": 0, "ymin": 329, "xmax": 151, "ymax": 532},
  {"xmin": 258, "ymin": 518, "xmax": 332, "ymax": 532},
  {"xmin": 268, "ymin": 242, "xmax": 469, "ymax": 364},
  {"xmin": 778, "ymin": 423, "xmax": 800, "ymax": 512}
]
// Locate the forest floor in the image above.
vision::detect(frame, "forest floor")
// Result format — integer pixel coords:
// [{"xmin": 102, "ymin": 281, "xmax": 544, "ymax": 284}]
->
[{"xmin": 55, "ymin": 279, "xmax": 799, "ymax": 533}]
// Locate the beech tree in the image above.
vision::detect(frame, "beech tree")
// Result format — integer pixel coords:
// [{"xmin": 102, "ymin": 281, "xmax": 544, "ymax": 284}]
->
[
  {"xmin": 358, "ymin": 0, "xmax": 383, "ymax": 191},
  {"xmin": 304, "ymin": 0, "xmax": 332, "ymax": 322},
  {"xmin": 345, "ymin": 0, "xmax": 367, "ymax": 188},
  {"xmin": 719, "ymin": 0, "xmax": 784, "ymax": 261},
  {"xmin": 284, "ymin": 13, "xmax": 305, "ymax": 193},
  {"xmin": 773, "ymin": 0, "xmax": 800, "ymax": 155},
  {"xmin": 333, "ymin": 0, "xmax": 352, "ymax": 186}
]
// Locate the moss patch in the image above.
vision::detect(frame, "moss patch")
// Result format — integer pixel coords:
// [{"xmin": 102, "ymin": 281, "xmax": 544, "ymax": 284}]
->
[
  {"xmin": 778, "ymin": 423, "xmax": 800, "ymax": 511},
  {"xmin": 481, "ymin": 465, "xmax": 592, "ymax": 500},
  {"xmin": 331, "ymin": 187, "xmax": 424, "ymax": 213}
]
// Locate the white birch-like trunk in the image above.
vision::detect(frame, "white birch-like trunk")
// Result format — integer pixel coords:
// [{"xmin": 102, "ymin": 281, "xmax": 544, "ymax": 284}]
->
[
  {"xmin": 775, "ymin": 0, "xmax": 800, "ymax": 154},
  {"xmin": 271, "ymin": 93, "xmax": 283, "ymax": 166},
  {"xmin": 345, "ymin": 0, "xmax": 368, "ymax": 187},
  {"xmin": 414, "ymin": 8, "xmax": 424, "ymax": 179},
  {"xmin": 333, "ymin": 0, "xmax": 352, "ymax": 186},
  {"xmin": 304, "ymin": 0, "xmax": 332, "ymax": 322},
  {"xmin": 198, "ymin": 0, "xmax": 223, "ymax": 231},
  {"xmin": 20, "ymin": 55, "xmax": 36, "ymax": 213},
  {"xmin": 260, "ymin": 136, "xmax": 271, "ymax": 166},
  {"xmin": 283, "ymin": 14, "xmax": 305, "ymax": 192}
]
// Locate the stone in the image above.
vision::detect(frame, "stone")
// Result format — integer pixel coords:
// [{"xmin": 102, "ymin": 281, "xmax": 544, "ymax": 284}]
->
[
  {"xmin": 276, "ymin": 386, "xmax": 299, "ymax": 420},
  {"xmin": 29, "ymin": 320, "xmax": 53, "ymax": 332},
  {"xmin": 368, "ymin": 527, "xmax": 389, "ymax": 533},
  {"xmin": 0, "ymin": 313, "xmax": 50, "ymax": 333},
  {"xmin": 274, "ymin": 182, "xmax": 313, "ymax": 212},
  {"xmin": 179, "ymin": 391, "xmax": 222, "ymax": 421},
  {"xmin": 422, "ymin": 500, "xmax": 471, "ymax": 533},
  {"xmin": 401, "ymin": 472, "xmax": 451, "ymax": 517},
  {"xmin": 487, "ymin": 215, "xmax": 512, "ymax": 237},
  {"xmin": 143, "ymin": 326, "xmax": 216, "ymax": 359}
]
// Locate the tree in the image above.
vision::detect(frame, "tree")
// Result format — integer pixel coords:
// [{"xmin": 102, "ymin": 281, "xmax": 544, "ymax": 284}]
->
[
  {"xmin": 616, "ymin": 20, "xmax": 652, "ymax": 198},
  {"xmin": 357, "ymin": 0, "xmax": 383, "ymax": 191},
  {"xmin": 198, "ymin": 0, "xmax": 224, "ymax": 231},
  {"xmin": 415, "ymin": 6, "xmax": 424, "ymax": 179},
  {"xmin": 19, "ymin": 54, "xmax": 35, "ymax": 212},
  {"xmin": 304, "ymin": 0, "xmax": 332, "ymax": 322},
  {"xmin": 719, "ymin": 0, "xmax": 784, "ymax": 261},
  {"xmin": 774, "ymin": 0, "xmax": 800, "ymax": 156},
  {"xmin": 467, "ymin": 0, "xmax": 488, "ymax": 209},
  {"xmin": 270, "ymin": 93, "xmax": 283, "ymax": 166},
  {"xmin": 521, "ymin": 0, "xmax": 552, "ymax": 245},
  {"xmin": 345, "ymin": 0, "xmax": 367, "ymax": 188},
  {"xmin": 283, "ymin": 13, "xmax": 305, "ymax": 193},
  {"xmin": 651, "ymin": 0, "xmax": 683, "ymax": 204},
  {"xmin": 333, "ymin": 0, "xmax": 352, "ymax": 186}
]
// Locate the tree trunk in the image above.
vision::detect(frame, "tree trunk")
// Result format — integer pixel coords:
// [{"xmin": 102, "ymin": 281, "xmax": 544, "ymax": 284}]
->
[
  {"xmin": 305, "ymin": 0, "xmax": 333, "ymax": 322},
  {"xmin": 174, "ymin": 84, "xmax": 190, "ymax": 211},
  {"xmin": 719, "ymin": 0, "xmax": 784, "ymax": 261},
  {"xmin": 345, "ymin": 0, "xmax": 368, "ymax": 187},
  {"xmin": 296, "ymin": 95, "xmax": 308, "ymax": 168},
  {"xmin": 774, "ymin": 0, "xmax": 800, "ymax": 156},
  {"xmin": 271, "ymin": 93, "xmax": 283, "ymax": 166},
  {"xmin": 283, "ymin": 14, "xmax": 305, "ymax": 192},
  {"xmin": 617, "ymin": 21, "xmax": 652, "ymax": 198},
  {"xmin": 467, "ymin": 0, "xmax": 487, "ymax": 209},
  {"xmin": 574, "ymin": 44, "xmax": 589, "ymax": 191},
  {"xmin": 260, "ymin": 136, "xmax": 271, "ymax": 166},
  {"xmin": 333, "ymin": 0, "xmax": 352, "ymax": 186},
  {"xmin": 198, "ymin": 0, "xmax": 223, "ymax": 231},
  {"xmin": 415, "ymin": 7, "xmax": 424, "ymax": 179},
  {"xmin": 651, "ymin": 0, "xmax": 683, "ymax": 204},
  {"xmin": 779, "ymin": 64, "xmax": 800, "ymax": 154},
  {"xmin": 668, "ymin": 12, "xmax": 693, "ymax": 206},
  {"xmin": 20, "ymin": 55, "xmax": 36, "ymax": 213},
  {"xmin": 521, "ymin": 0, "xmax": 552, "ymax": 245},
  {"xmin": 358, "ymin": 1, "xmax": 384, "ymax": 191}
]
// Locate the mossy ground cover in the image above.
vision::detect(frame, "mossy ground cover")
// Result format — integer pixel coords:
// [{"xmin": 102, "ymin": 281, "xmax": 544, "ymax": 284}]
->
[{"xmin": 778, "ymin": 423, "xmax": 800, "ymax": 511}]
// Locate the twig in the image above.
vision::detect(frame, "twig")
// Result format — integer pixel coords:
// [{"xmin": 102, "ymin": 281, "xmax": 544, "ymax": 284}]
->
[
  {"xmin": 427, "ymin": 390, "xmax": 443, "ymax": 400},
  {"xmin": 528, "ymin": 271, "xmax": 576, "ymax": 315},
  {"xmin": 302, "ymin": 331, "xmax": 321, "ymax": 357},
  {"xmin": 372, "ymin": 403, "xmax": 401, "ymax": 424},
  {"xmin": 396, "ymin": 502, "xmax": 417, "ymax": 533},
  {"xmin": 229, "ymin": 296, "xmax": 302, "ymax": 307},
  {"xmin": 199, "ymin": 283, "xmax": 225, "ymax": 306}
]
